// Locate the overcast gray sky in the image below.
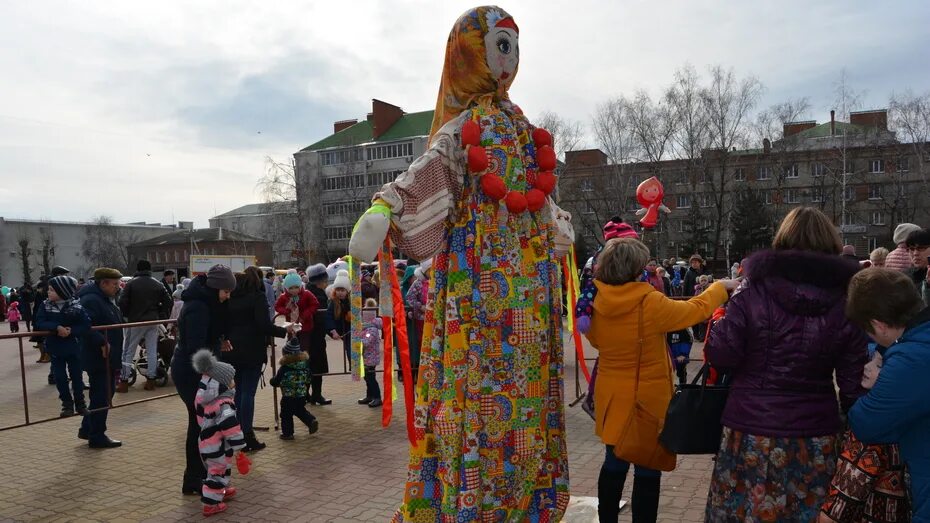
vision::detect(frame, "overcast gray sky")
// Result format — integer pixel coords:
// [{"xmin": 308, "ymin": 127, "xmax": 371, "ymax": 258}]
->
[{"xmin": 1, "ymin": 1, "xmax": 928, "ymax": 227}]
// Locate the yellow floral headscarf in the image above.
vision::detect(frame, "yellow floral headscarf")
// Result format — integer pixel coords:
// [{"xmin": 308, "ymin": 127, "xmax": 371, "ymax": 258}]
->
[{"xmin": 429, "ymin": 6, "xmax": 519, "ymax": 140}]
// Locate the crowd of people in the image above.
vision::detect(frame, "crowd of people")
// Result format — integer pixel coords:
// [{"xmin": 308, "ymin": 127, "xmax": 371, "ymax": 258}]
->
[{"xmin": 584, "ymin": 209, "xmax": 930, "ymax": 522}]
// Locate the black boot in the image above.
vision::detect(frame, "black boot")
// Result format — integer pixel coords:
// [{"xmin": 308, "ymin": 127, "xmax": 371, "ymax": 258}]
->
[
  {"xmin": 631, "ymin": 475, "xmax": 661, "ymax": 523},
  {"xmin": 597, "ymin": 467, "xmax": 627, "ymax": 523},
  {"xmin": 243, "ymin": 431, "xmax": 266, "ymax": 452},
  {"xmin": 308, "ymin": 376, "xmax": 332, "ymax": 405}
]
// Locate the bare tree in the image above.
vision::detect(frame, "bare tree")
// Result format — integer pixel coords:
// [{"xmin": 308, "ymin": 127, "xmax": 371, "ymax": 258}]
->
[
  {"xmin": 701, "ymin": 65, "xmax": 764, "ymax": 261},
  {"xmin": 82, "ymin": 216, "xmax": 143, "ymax": 273},
  {"xmin": 534, "ymin": 111, "xmax": 585, "ymax": 161},
  {"xmin": 17, "ymin": 229, "xmax": 34, "ymax": 286},
  {"xmin": 753, "ymin": 98, "xmax": 811, "ymax": 144},
  {"xmin": 889, "ymin": 89, "xmax": 930, "ymax": 215},
  {"xmin": 257, "ymin": 156, "xmax": 312, "ymax": 266},
  {"xmin": 38, "ymin": 225, "xmax": 56, "ymax": 276},
  {"xmin": 626, "ymin": 90, "xmax": 676, "ymax": 171}
]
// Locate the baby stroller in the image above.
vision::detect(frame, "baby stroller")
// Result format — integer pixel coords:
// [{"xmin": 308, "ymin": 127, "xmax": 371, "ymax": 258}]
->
[{"xmin": 126, "ymin": 325, "xmax": 175, "ymax": 387}]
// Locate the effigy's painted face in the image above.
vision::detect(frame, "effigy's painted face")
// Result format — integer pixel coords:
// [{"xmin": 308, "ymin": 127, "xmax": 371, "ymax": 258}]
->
[{"xmin": 484, "ymin": 27, "xmax": 518, "ymax": 84}]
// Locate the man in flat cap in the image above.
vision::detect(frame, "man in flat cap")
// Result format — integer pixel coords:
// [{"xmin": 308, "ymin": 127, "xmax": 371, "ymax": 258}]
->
[{"xmin": 77, "ymin": 268, "xmax": 125, "ymax": 448}]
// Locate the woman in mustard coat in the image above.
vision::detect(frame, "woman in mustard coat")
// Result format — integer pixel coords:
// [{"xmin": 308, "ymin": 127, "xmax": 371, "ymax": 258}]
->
[{"xmin": 586, "ymin": 238, "xmax": 737, "ymax": 522}]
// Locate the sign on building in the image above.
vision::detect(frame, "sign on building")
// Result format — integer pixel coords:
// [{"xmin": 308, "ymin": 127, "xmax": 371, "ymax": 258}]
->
[{"xmin": 189, "ymin": 255, "xmax": 256, "ymax": 275}]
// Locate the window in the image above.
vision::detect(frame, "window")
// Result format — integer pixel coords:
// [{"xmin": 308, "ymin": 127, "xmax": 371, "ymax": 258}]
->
[
  {"xmin": 897, "ymin": 157, "xmax": 910, "ymax": 172},
  {"xmin": 367, "ymin": 170, "xmax": 403, "ymax": 187},
  {"xmin": 324, "ymin": 174, "xmax": 366, "ymax": 191},
  {"xmin": 324, "ymin": 226, "xmax": 353, "ymax": 241},
  {"xmin": 869, "ymin": 159, "xmax": 885, "ymax": 173},
  {"xmin": 868, "ymin": 237, "xmax": 879, "ymax": 252},
  {"xmin": 763, "ymin": 190, "xmax": 773, "ymax": 205},
  {"xmin": 675, "ymin": 171, "xmax": 687, "ymax": 185},
  {"xmin": 321, "ymin": 147, "xmax": 363, "ymax": 166},
  {"xmin": 323, "ymin": 200, "xmax": 368, "ymax": 216},
  {"xmin": 811, "ymin": 187, "xmax": 824, "ymax": 203},
  {"xmin": 786, "ymin": 188, "xmax": 801, "ymax": 204},
  {"xmin": 627, "ymin": 197, "xmax": 639, "ymax": 212},
  {"xmin": 678, "ymin": 220, "xmax": 686, "ymax": 233},
  {"xmin": 845, "ymin": 186, "xmax": 854, "ymax": 201},
  {"xmin": 627, "ymin": 176, "xmax": 640, "ymax": 188},
  {"xmin": 581, "ymin": 179, "xmax": 593, "ymax": 192},
  {"xmin": 784, "ymin": 164, "xmax": 799, "ymax": 178},
  {"xmin": 733, "ymin": 168, "xmax": 745, "ymax": 182},
  {"xmin": 757, "ymin": 166, "xmax": 771, "ymax": 180},
  {"xmin": 868, "ymin": 184, "xmax": 882, "ymax": 200},
  {"xmin": 677, "ymin": 195, "xmax": 691, "ymax": 208},
  {"xmin": 698, "ymin": 171, "xmax": 707, "ymax": 184},
  {"xmin": 701, "ymin": 218, "xmax": 713, "ymax": 229},
  {"xmin": 842, "ymin": 212, "xmax": 857, "ymax": 226},
  {"xmin": 366, "ymin": 142, "xmax": 414, "ymax": 161},
  {"xmin": 174, "ymin": 251, "xmax": 180, "ymax": 263},
  {"xmin": 845, "ymin": 159, "xmax": 856, "ymax": 174},
  {"xmin": 700, "ymin": 194, "xmax": 712, "ymax": 208},
  {"xmin": 811, "ymin": 163, "xmax": 827, "ymax": 177},
  {"xmin": 871, "ymin": 211, "xmax": 885, "ymax": 225}
]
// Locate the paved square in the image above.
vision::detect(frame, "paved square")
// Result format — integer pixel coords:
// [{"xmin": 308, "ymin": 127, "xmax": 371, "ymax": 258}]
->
[{"xmin": 0, "ymin": 322, "xmax": 712, "ymax": 522}]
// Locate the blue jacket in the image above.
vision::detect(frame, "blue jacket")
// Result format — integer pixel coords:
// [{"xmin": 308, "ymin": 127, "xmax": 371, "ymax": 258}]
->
[
  {"xmin": 34, "ymin": 298, "xmax": 91, "ymax": 356},
  {"xmin": 849, "ymin": 311, "xmax": 930, "ymax": 521},
  {"xmin": 78, "ymin": 282, "xmax": 124, "ymax": 372}
]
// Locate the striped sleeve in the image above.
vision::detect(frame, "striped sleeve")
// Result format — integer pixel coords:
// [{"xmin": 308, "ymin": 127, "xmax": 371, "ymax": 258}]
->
[{"xmin": 380, "ymin": 115, "xmax": 465, "ymax": 261}]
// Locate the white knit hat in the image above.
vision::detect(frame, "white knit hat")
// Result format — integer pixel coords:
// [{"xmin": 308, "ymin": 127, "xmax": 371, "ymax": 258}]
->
[
  {"xmin": 894, "ymin": 223, "xmax": 921, "ymax": 244},
  {"xmin": 333, "ymin": 270, "xmax": 350, "ymax": 292}
]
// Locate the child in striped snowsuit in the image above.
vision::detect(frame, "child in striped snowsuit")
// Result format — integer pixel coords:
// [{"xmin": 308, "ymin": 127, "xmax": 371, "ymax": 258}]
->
[{"xmin": 192, "ymin": 350, "xmax": 246, "ymax": 517}]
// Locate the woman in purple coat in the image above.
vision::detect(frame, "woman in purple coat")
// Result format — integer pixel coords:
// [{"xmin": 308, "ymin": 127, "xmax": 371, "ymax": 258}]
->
[{"xmin": 703, "ymin": 207, "xmax": 869, "ymax": 522}]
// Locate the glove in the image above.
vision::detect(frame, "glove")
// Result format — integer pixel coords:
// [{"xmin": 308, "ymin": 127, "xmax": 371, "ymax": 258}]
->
[
  {"xmin": 236, "ymin": 451, "xmax": 252, "ymax": 475},
  {"xmin": 348, "ymin": 200, "xmax": 392, "ymax": 263},
  {"xmin": 576, "ymin": 315, "xmax": 592, "ymax": 334}
]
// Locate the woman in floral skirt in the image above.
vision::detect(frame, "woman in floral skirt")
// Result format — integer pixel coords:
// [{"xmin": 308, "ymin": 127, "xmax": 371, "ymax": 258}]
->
[{"xmin": 703, "ymin": 207, "xmax": 870, "ymax": 521}]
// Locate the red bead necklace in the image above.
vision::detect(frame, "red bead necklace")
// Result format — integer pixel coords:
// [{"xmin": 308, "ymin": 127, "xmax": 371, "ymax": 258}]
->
[{"xmin": 461, "ymin": 119, "xmax": 557, "ymax": 214}]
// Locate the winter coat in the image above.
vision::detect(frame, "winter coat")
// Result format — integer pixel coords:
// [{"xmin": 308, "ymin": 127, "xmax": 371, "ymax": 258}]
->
[
  {"xmin": 849, "ymin": 308, "xmax": 930, "ymax": 521},
  {"xmin": 587, "ymin": 280, "xmax": 729, "ymax": 456},
  {"xmin": 307, "ymin": 285, "xmax": 331, "ymax": 346},
  {"xmin": 667, "ymin": 328, "xmax": 692, "ymax": 360},
  {"xmin": 222, "ymin": 288, "xmax": 287, "ymax": 370},
  {"xmin": 6, "ymin": 302, "xmax": 21, "ymax": 322},
  {"xmin": 172, "ymin": 276, "xmax": 229, "ymax": 383},
  {"xmin": 406, "ymin": 278, "xmax": 429, "ymax": 322},
  {"xmin": 270, "ymin": 352, "xmax": 310, "ymax": 398},
  {"xmin": 77, "ymin": 282, "xmax": 124, "ymax": 372},
  {"xmin": 34, "ymin": 298, "xmax": 92, "ymax": 356},
  {"xmin": 683, "ymin": 266, "xmax": 709, "ymax": 297},
  {"xmin": 910, "ymin": 267, "xmax": 930, "ymax": 306},
  {"xmin": 263, "ymin": 280, "xmax": 275, "ymax": 319},
  {"xmin": 884, "ymin": 244, "xmax": 913, "ymax": 272},
  {"xmin": 17, "ymin": 287, "xmax": 34, "ymax": 321},
  {"xmin": 118, "ymin": 271, "xmax": 172, "ymax": 322},
  {"xmin": 361, "ymin": 316, "xmax": 383, "ymax": 367},
  {"xmin": 274, "ymin": 290, "xmax": 318, "ymax": 331},
  {"xmin": 195, "ymin": 380, "xmax": 245, "ymax": 460},
  {"xmin": 327, "ymin": 296, "xmax": 351, "ymax": 336},
  {"xmin": 705, "ymin": 250, "xmax": 869, "ymax": 438},
  {"xmin": 161, "ymin": 278, "xmax": 177, "ymax": 296}
]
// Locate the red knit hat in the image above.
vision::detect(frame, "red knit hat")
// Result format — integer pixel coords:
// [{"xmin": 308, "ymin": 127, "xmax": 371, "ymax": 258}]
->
[{"xmin": 603, "ymin": 217, "xmax": 639, "ymax": 241}]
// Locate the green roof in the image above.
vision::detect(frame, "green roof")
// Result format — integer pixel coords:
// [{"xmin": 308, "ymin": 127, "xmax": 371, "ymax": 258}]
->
[
  {"xmin": 301, "ymin": 110, "xmax": 434, "ymax": 152},
  {"xmin": 795, "ymin": 121, "xmax": 866, "ymax": 139}
]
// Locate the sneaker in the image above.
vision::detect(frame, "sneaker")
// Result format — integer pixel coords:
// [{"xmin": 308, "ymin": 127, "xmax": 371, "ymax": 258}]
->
[
  {"xmin": 357, "ymin": 397, "xmax": 372, "ymax": 405},
  {"xmin": 308, "ymin": 419, "xmax": 319, "ymax": 435},
  {"xmin": 280, "ymin": 434, "xmax": 295, "ymax": 441},
  {"xmin": 60, "ymin": 406, "xmax": 75, "ymax": 417},
  {"xmin": 116, "ymin": 380, "xmax": 129, "ymax": 393},
  {"xmin": 223, "ymin": 487, "xmax": 237, "ymax": 500},
  {"xmin": 203, "ymin": 503, "xmax": 227, "ymax": 517},
  {"xmin": 368, "ymin": 398, "xmax": 383, "ymax": 408}
]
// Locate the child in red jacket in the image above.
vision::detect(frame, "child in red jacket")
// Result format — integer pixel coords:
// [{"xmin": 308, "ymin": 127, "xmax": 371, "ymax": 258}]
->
[{"xmin": 274, "ymin": 272, "xmax": 322, "ymax": 401}]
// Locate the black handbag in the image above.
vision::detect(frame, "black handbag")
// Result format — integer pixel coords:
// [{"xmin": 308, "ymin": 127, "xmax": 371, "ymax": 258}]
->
[{"xmin": 659, "ymin": 363, "xmax": 729, "ymax": 455}]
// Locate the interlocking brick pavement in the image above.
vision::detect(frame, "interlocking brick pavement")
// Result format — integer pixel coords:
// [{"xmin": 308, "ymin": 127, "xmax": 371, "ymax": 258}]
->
[{"xmin": 0, "ymin": 321, "xmax": 713, "ymax": 522}]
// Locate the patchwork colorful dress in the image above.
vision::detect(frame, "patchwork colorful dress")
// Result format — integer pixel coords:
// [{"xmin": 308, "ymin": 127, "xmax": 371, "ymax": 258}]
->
[{"xmin": 347, "ymin": 7, "xmax": 573, "ymax": 522}]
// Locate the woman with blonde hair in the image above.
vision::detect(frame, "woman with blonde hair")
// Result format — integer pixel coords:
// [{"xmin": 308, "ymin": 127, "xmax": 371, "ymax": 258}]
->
[
  {"xmin": 703, "ymin": 206, "xmax": 869, "ymax": 521},
  {"xmin": 588, "ymin": 237, "xmax": 738, "ymax": 522}
]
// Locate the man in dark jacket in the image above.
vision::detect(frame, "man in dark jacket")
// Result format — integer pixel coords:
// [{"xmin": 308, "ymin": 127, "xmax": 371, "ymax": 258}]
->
[
  {"xmin": 117, "ymin": 260, "xmax": 172, "ymax": 392},
  {"xmin": 78, "ymin": 268, "xmax": 125, "ymax": 449},
  {"xmin": 161, "ymin": 269, "xmax": 178, "ymax": 296},
  {"xmin": 305, "ymin": 263, "xmax": 332, "ymax": 403},
  {"xmin": 682, "ymin": 254, "xmax": 709, "ymax": 297}
]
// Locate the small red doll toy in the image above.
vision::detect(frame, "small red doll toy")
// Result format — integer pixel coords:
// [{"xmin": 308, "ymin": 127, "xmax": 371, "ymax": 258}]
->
[{"xmin": 635, "ymin": 176, "xmax": 671, "ymax": 229}]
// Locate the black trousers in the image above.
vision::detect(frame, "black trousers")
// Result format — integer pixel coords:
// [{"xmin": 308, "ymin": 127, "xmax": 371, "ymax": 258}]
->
[
  {"xmin": 80, "ymin": 366, "xmax": 117, "ymax": 443},
  {"xmin": 280, "ymin": 396, "xmax": 316, "ymax": 436},
  {"xmin": 173, "ymin": 362, "xmax": 205, "ymax": 490}
]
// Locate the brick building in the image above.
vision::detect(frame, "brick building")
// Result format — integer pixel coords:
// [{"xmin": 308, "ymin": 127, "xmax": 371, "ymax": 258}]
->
[
  {"xmin": 209, "ymin": 201, "xmax": 300, "ymax": 268},
  {"xmin": 127, "ymin": 227, "xmax": 273, "ymax": 276},
  {"xmin": 560, "ymin": 109, "xmax": 928, "ymax": 266},
  {"xmin": 293, "ymin": 99, "xmax": 432, "ymax": 261}
]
